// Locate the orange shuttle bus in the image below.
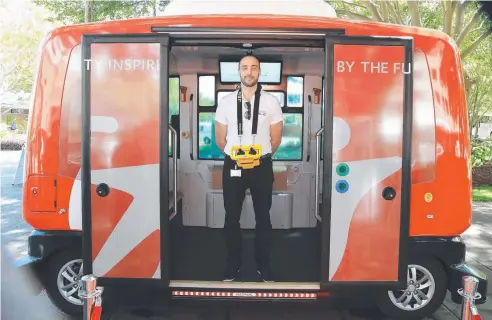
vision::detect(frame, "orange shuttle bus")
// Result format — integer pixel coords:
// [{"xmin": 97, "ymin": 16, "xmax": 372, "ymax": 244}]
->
[{"xmin": 18, "ymin": 1, "xmax": 488, "ymax": 319}]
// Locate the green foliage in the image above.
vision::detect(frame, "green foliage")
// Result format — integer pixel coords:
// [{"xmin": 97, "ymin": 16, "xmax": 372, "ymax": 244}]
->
[
  {"xmin": 0, "ymin": 0, "xmax": 58, "ymax": 93},
  {"xmin": 471, "ymin": 137, "xmax": 492, "ymax": 167},
  {"xmin": 0, "ymin": 115, "xmax": 28, "ymax": 150},
  {"xmin": 418, "ymin": 1, "xmax": 444, "ymax": 30},
  {"xmin": 32, "ymin": 0, "xmax": 84, "ymax": 24},
  {"xmin": 1, "ymin": 116, "xmax": 27, "ymax": 133},
  {"xmin": 472, "ymin": 186, "xmax": 492, "ymax": 202},
  {"xmin": 1, "ymin": 0, "xmax": 173, "ymax": 98},
  {"xmin": 33, "ymin": 0, "xmax": 171, "ymax": 24},
  {"xmin": 326, "ymin": 0, "xmax": 492, "ymax": 140}
]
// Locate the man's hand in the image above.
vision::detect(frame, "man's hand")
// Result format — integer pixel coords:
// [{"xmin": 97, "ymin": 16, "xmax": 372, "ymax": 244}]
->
[
  {"xmin": 215, "ymin": 121, "xmax": 227, "ymax": 153},
  {"xmin": 270, "ymin": 121, "xmax": 283, "ymax": 154}
]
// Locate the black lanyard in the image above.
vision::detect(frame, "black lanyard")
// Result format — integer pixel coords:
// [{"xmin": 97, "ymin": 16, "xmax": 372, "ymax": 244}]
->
[
  {"xmin": 235, "ymin": 84, "xmax": 262, "ymax": 156},
  {"xmin": 236, "ymin": 84, "xmax": 262, "ymax": 139}
]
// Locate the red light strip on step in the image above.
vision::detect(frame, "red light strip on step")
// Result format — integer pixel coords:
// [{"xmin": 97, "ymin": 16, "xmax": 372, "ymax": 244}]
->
[{"xmin": 172, "ymin": 291, "xmax": 317, "ymax": 299}]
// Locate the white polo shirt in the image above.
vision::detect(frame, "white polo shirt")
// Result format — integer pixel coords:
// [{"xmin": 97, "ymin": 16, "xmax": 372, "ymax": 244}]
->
[{"xmin": 215, "ymin": 88, "xmax": 284, "ymax": 156}]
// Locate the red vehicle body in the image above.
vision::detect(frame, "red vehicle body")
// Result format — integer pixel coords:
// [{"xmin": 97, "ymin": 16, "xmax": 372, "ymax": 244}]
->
[{"xmin": 19, "ymin": 2, "xmax": 487, "ymax": 319}]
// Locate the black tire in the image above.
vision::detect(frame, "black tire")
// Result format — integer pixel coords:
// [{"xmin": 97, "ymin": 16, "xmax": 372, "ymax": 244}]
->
[
  {"xmin": 44, "ymin": 249, "xmax": 84, "ymax": 316},
  {"xmin": 376, "ymin": 255, "xmax": 447, "ymax": 320}
]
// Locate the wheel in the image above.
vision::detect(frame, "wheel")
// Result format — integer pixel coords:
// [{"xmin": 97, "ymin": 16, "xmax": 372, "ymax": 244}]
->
[
  {"xmin": 44, "ymin": 249, "xmax": 84, "ymax": 316},
  {"xmin": 376, "ymin": 255, "xmax": 447, "ymax": 319}
]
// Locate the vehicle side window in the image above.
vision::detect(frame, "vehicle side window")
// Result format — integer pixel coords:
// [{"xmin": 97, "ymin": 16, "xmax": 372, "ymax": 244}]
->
[
  {"xmin": 197, "ymin": 75, "xmax": 222, "ymax": 159},
  {"xmin": 286, "ymin": 76, "xmax": 303, "ymax": 108},
  {"xmin": 273, "ymin": 76, "xmax": 304, "ymax": 161},
  {"xmin": 199, "ymin": 75, "xmax": 215, "ymax": 107},
  {"xmin": 168, "ymin": 76, "xmax": 180, "ymax": 157},
  {"xmin": 197, "ymin": 75, "xmax": 304, "ymax": 161},
  {"xmin": 217, "ymin": 90, "xmax": 233, "ymax": 104}
]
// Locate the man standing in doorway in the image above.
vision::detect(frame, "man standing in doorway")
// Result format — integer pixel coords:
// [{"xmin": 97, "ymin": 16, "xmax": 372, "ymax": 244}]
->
[{"xmin": 214, "ymin": 55, "xmax": 284, "ymax": 282}]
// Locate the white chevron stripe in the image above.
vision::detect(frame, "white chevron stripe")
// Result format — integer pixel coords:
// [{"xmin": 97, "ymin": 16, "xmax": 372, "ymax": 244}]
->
[
  {"xmin": 68, "ymin": 116, "xmax": 119, "ymax": 231},
  {"xmin": 153, "ymin": 262, "xmax": 161, "ymax": 279},
  {"xmin": 329, "ymin": 157, "xmax": 402, "ymax": 280},
  {"xmin": 91, "ymin": 164, "xmax": 160, "ymax": 277}
]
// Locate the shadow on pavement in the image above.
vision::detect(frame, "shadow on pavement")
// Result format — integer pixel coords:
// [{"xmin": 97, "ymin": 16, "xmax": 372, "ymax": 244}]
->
[{"xmin": 1, "ymin": 246, "xmax": 64, "ymax": 319}]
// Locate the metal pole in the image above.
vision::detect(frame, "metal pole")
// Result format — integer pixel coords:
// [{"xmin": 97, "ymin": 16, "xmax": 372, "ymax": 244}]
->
[
  {"xmin": 471, "ymin": 305, "xmax": 481, "ymax": 319},
  {"xmin": 458, "ymin": 275, "xmax": 482, "ymax": 320},
  {"xmin": 79, "ymin": 274, "xmax": 103, "ymax": 320}
]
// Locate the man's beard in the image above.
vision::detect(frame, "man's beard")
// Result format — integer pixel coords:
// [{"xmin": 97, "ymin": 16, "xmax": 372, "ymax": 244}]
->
[{"xmin": 241, "ymin": 76, "xmax": 258, "ymax": 87}]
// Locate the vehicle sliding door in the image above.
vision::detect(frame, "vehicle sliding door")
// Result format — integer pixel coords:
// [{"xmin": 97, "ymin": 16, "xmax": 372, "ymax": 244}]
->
[
  {"xmin": 320, "ymin": 35, "xmax": 413, "ymax": 289},
  {"xmin": 81, "ymin": 34, "xmax": 172, "ymax": 285}
]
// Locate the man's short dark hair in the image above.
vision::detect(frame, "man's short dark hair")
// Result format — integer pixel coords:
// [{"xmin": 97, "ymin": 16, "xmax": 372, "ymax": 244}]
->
[{"xmin": 239, "ymin": 54, "xmax": 260, "ymax": 68}]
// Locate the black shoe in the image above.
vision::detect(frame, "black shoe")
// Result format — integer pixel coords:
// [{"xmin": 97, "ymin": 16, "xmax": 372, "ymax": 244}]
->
[
  {"xmin": 223, "ymin": 264, "xmax": 240, "ymax": 282},
  {"xmin": 257, "ymin": 266, "xmax": 274, "ymax": 282}
]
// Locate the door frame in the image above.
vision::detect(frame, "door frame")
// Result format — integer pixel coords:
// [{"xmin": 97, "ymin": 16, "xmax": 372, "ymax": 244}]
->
[
  {"xmin": 80, "ymin": 28, "xmax": 414, "ymax": 290},
  {"xmin": 320, "ymin": 34, "xmax": 414, "ymax": 291},
  {"xmin": 80, "ymin": 34, "xmax": 171, "ymax": 286},
  {"xmin": 80, "ymin": 27, "xmax": 347, "ymax": 288}
]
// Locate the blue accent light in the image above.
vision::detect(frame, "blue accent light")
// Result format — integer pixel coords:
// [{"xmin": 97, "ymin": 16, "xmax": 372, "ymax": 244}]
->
[{"xmin": 335, "ymin": 180, "xmax": 349, "ymax": 193}]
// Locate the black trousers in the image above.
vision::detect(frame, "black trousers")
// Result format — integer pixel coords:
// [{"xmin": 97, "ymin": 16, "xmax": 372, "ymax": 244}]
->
[{"xmin": 222, "ymin": 155, "xmax": 274, "ymax": 270}]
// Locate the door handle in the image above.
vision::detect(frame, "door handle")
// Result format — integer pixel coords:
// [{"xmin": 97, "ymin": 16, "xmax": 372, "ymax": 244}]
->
[
  {"xmin": 96, "ymin": 183, "xmax": 110, "ymax": 197},
  {"xmin": 382, "ymin": 187, "xmax": 396, "ymax": 200}
]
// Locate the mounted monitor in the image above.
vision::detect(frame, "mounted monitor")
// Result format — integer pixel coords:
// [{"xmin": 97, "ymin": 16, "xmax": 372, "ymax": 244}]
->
[{"xmin": 219, "ymin": 59, "xmax": 282, "ymax": 84}]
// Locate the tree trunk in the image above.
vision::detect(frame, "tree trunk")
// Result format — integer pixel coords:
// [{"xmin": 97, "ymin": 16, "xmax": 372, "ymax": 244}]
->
[
  {"xmin": 454, "ymin": 1, "xmax": 465, "ymax": 38},
  {"xmin": 381, "ymin": 1, "xmax": 389, "ymax": 22},
  {"xmin": 461, "ymin": 29, "xmax": 492, "ymax": 59},
  {"xmin": 85, "ymin": 0, "xmax": 92, "ymax": 23},
  {"xmin": 386, "ymin": 1, "xmax": 403, "ymax": 25},
  {"xmin": 443, "ymin": 1, "xmax": 457, "ymax": 36},
  {"xmin": 365, "ymin": 1, "xmax": 383, "ymax": 22},
  {"xmin": 456, "ymin": 9, "xmax": 483, "ymax": 46},
  {"xmin": 335, "ymin": 9, "xmax": 372, "ymax": 21},
  {"xmin": 407, "ymin": 0, "xmax": 421, "ymax": 27}
]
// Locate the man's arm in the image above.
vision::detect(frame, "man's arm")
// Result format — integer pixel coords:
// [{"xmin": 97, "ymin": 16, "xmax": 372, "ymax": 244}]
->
[
  {"xmin": 215, "ymin": 122, "xmax": 227, "ymax": 153},
  {"xmin": 270, "ymin": 98, "xmax": 284, "ymax": 154},
  {"xmin": 270, "ymin": 121, "xmax": 283, "ymax": 154},
  {"xmin": 214, "ymin": 99, "xmax": 228, "ymax": 153}
]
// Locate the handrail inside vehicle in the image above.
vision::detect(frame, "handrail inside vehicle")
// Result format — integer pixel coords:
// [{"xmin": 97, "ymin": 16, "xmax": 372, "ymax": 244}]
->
[
  {"xmin": 315, "ymin": 127, "xmax": 323, "ymax": 223},
  {"xmin": 169, "ymin": 123, "xmax": 178, "ymax": 221},
  {"xmin": 189, "ymin": 93, "xmax": 194, "ymax": 160},
  {"xmin": 307, "ymin": 95, "xmax": 312, "ymax": 162}
]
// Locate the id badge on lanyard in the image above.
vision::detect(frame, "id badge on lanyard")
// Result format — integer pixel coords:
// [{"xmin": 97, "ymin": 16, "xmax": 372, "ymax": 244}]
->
[{"xmin": 230, "ymin": 168, "xmax": 242, "ymax": 177}]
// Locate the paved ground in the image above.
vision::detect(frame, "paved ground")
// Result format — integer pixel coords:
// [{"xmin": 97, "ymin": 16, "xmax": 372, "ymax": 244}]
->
[{"xmin": 1, "ymin": 150, "xmax": 490, "ymax": 320}]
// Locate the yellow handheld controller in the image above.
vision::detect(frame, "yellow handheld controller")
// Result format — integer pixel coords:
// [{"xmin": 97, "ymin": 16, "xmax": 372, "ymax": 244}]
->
[{"xmin": 230, "ymin": 144, "xmax": 262, "ymax": 169}]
